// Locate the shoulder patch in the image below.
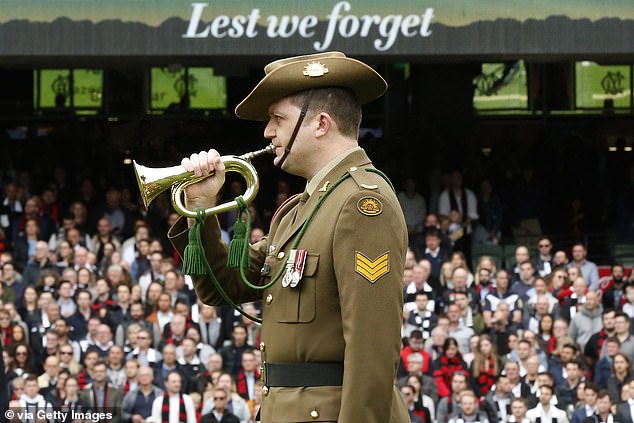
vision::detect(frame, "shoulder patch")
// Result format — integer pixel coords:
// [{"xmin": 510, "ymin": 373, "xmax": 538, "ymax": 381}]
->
[
  {"xmin": 357, "ymin": 196, "xmax": 382, "ymax": 216},
  {"xmin": 355, "ymin": 251, "xmax": 390, "ymax": 283}
]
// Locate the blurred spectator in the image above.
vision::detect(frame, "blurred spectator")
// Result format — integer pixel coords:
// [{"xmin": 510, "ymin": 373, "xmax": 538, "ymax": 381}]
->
[
  {"xmin": 197, "ymin": 304, "xmax": 226, "ymax": 350},
  {"xmin": 526, "ymin": 384, "xmax": 568, "ymax": 423},
  {"xmin": 474, "ymin": 180, "xmax": 503, "ymax": 246},
  {"xmin": 448, "ymin": 390, "xmax": 489, "ymax": 423},
  {"xmin": 2, "ymin": 261, "xmax": 25, "ymax": 306},
  {"xmin": 130, "ymin": 238, "xmax": 151, "ymax": 283},
  {"xmin": 607, "ymin": 353, "xmax": 631, "ymax": 403},
  {"xmin": 37, "ymin": 355, "xmax": 60, "ymax": 396},
  {"xmin": 436, "ymin": 371, "xmax": 468, "ymax": 423},
  {"xmin": 107, "ymin": 345, "xmax": 126, "ymax": 389},
  {"xmin": 0, "ymin": 182, "xmax": 23, "ymax": 246},
  {"xmin": 567, "ymin": 243, "xmax": 599, "ymax": 291},
  {"xmin": 128, "ymin": 328, "xmax": 162, "ymax": 368},
  {"xmin": 404, "ymin": 292, "xmax": 438, "ymax": 340},
  {"xmin": 471, "ymin": 334, "xmax": 501, "ymax": 396},
  {"xmin": 22, "ymin": 240, "xmax": 55, "ymax": 286},
  {"xmin": 219, "ymin": 324, "xmax": 252, "ymax": 377},
  {"xmin": 79, "ymin": 359, "xmax": 123, "ymax": 420},
  {"xmin": 91, "ymin": 218, "xmax": 122, "ymax": 263},
  {"xmin": 154, "ymin": 344, "xmax": 187, "ymax": 394},
  {"xmin": 116, "ymin": 301, "xmax": 160, "ymax": 349},
  {"xmin": 138, "ymin": 251, "xmax": 166, "ymax": 301},
  {"xmin": 147, "ymin": 292, "xmax": 174, "ymax": 335},
  {"xmin": 201, "ymin": 386, "xmax": 240, "ymax": 423},
  {"xmin": 532, "ymin": 236, "xmax": 554, "ymax": 277},
  {"xmin": 121, "ymin": 224, "xmax": 150, "ymax": 266},
  {"xmin": 438, "ymin": 170, "xmax": 479, "ymax": 254},
  {"xmin": 397, "ymin": 178, "xmax": 427, "ymax": 252},
  {"xmin": 482, "ymin": 374, "xmax": 513, "ymax": 423},
  {"xmin": 422, "ymin": 228, "xmax": 450, "ymax": 280},
  {"xmin": 122, "ymin": 365, "xmax": 163, "ymax": 423},
  {"xmin": 600, "ymin": 264, "xmax": 627, "ymax": 311}
]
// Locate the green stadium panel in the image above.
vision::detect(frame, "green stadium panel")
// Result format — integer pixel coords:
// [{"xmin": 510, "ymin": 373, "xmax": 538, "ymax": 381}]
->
[
  {"xmin": 575, "ymin": 61, "xmax": 632, "ymax": 109},
  {"xmin": 473, "ymin": 61, "xmax": 528, "ymax": 111},
  {"xmin": 188, "ymin": 68, "xmax": 227, "ymax": 110},
  {"xmin": 150, "ymin": 67, "xmax": 186, "ymax": 111},
  {"xmin": 36, "ymin": 69, "xmax": 71, "ymax": 108},
  {"xmin": 73, "ymin": 69, "xmax": 103, "ymax": 109}
]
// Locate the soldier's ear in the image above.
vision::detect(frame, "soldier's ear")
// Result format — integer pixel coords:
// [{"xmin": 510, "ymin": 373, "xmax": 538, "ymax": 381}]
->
[{"xmin": 314, "ymin": 112, "xmax": 332, "ymax": 138}]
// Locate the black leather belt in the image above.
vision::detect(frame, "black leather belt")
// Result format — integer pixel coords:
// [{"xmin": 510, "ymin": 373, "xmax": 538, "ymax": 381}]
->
[{"xmin": 264, "ymin": 362, "xmax": 344, "ymax": 387}]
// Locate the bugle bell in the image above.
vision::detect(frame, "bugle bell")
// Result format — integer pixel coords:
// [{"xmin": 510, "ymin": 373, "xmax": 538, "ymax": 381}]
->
[{"xmin": 133, "ymin": 144, "xmax": 275, "ymax": 218}]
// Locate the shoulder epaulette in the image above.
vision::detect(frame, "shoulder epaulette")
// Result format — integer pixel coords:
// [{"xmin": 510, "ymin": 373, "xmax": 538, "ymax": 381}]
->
[{"xmin": 347, "ymin": 166, "xmax": 381, "ymax": 191}]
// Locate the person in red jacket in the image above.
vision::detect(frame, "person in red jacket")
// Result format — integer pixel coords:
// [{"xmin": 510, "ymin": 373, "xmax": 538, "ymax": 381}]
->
[
  {"xmin": 401, "ymin": 330, "xmax": 431, "ymax": 374},
  {"xmin": 432, "ymin": 337, "xmax": 477, "ymax": 398}
]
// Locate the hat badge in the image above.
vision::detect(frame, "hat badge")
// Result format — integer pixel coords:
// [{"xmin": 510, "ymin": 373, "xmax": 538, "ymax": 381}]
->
[{"xmin": 303, "ymin": 61, "xmax": 329, "ymax": 77}]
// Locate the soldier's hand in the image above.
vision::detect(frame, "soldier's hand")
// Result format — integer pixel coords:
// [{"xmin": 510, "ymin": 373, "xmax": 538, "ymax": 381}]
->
[{"xmin": 181, "ymin": 149, "xmax": 226, "ymax": 210}]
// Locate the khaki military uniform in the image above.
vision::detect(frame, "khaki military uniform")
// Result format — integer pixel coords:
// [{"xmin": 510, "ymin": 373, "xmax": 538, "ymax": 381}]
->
[{"xmin": 169, "ymin": 148, "xmax": 409, "ymax": 423}]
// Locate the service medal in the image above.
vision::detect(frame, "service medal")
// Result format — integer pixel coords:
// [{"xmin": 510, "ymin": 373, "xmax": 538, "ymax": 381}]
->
[{"xmin": 289, "ymin": 249, "xmax": 308, "ymax": 288}]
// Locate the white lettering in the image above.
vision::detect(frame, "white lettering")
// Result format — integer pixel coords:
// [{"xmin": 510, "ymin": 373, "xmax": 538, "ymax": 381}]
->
[
  {"xmin": 182, "ymin": 2, "xmax": 434, "ymax": 52},
  {"xmin": 210, "ymin": 15, "xmax": 230, "ymax": 38},
  {"xmin": 228, "ymin": 15, "xmax": 246, "ymax": 38},
  {"xmin": 374, "ymin": 15, "xmax": 402, "ymax": 51},
  {"xmin": 183, "ymin": 2, "xmax": 210, "ymax": 38},
  {"xmin": 421, "ymin": 8, "xmax": 434, "ymax": 36},
  {"xmin": 314, "ymin": 1, "xmax": 350, "ymax": 51},
  {"xmin": 338, "ymin": 15, "xmax": 359, "ymax": 38},
  {"xmin": 267, "ymin": 15, "xmax": 300, "ymax": 38},
  {"xmin": 298, "ymin": 15, "xmax": 318, "ymax": 37},
  {"xmin": 400, "ymin": 14, "xmax": 421, "ymax": 37},
  {"xmin": 245, "ymin": 9, "xmax": 261, "ymax": 38},
  {"xmin": 359, "ymin": 14, "xmax": 381, "ymax": 37}
]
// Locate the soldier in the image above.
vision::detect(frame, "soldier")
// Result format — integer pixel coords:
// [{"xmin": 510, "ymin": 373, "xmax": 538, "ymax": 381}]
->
[{"xmin": 169, "ymin": 52, "xmax": 409, "ymax": 422}]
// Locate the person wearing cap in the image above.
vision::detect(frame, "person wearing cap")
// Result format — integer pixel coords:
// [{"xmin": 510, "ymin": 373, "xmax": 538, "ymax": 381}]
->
[{"xmin": 169, "ymin": 51, "xmax": 409, "ymax": 423}]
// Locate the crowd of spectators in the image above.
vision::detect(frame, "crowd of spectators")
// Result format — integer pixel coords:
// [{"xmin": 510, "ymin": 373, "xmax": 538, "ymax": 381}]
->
[
  {"xmin": 0, "ymin": 178, "xmax": 267, "ymax": 422},
  {"xmin": 398, "ymin": 217, "xmax": 634, "ymax": 422},
  {"xmin": 0, "ymin": 159, "xmax": 634, "ymax": 423}
]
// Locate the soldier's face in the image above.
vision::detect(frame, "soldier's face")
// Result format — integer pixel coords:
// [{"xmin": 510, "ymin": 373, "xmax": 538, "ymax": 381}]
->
[{"xmin": 264, "ymin": 97, "xmax": 318, "ymax": 177}]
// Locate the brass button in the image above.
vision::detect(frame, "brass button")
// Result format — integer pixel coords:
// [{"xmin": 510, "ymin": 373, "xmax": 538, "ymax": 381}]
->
[
  {"xmin": 349, "ymin": 166, "xmax": 357, "ymax": 172},
  {"xmin": 260, "ymin": 342, "xmax": 265, "ymax": 352},
  {"xmin": 262, "ymin": 386, "xmax": 269, "ymax": 396},
  {"xmin": 310, "ymin": 409, "xmax": 319, "ymax": 419},
  {"xmin": 277, "ymin": 251, "xmax": 285, "ymax": 259},
  {"xmin": 266, "ymin": 294, "xmax": 273, "ymax": 304}
]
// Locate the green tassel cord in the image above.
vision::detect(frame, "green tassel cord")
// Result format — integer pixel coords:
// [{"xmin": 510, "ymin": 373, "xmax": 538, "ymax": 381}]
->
[
  {"xmin": 227, "ymin": 196, "xmax": 251, "ymax": 269},
  {"xmin": 182, "ymin": 209, "xmax": 208, "ymax": 276}
]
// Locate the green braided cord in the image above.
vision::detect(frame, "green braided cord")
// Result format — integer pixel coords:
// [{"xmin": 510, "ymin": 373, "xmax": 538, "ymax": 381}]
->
[
  {"xmin": 195, "ymin": 166, "xmax": 395, "ymax": 323},
  {"xmin": 181, "ymin": 209, "xmax": 208, "ymax": 276},
  {"xmin": 236, "ymin": 172, "xmax": 353, "ymax": 290},
  {"xmin": 201, "ymin": 243, "xmax": 263, "ymax": 324},
  {"xmin": 227, "ymin": 196, "xmax": 250, "ymax": 269},
  {"xmin": 365, "ymin": 168, "xmax": 396, "ymax": 192}
]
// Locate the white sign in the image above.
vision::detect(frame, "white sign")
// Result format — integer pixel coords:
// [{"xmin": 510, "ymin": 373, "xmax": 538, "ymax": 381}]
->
[{"xmin": 183, "ymin": 1, "xmax": 434, "ymax": 51}]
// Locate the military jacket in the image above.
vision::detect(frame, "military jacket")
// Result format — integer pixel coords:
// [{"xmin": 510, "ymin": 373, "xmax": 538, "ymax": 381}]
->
[{"xmin": 169, "ymin": 148, "xmax": 409, "ymax": 423}]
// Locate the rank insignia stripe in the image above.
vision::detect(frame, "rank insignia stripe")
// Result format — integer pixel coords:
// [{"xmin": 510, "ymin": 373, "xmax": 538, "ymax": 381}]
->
[
  {"xmin": 355, "ymin": 251, "xmax": 390, "ymax": 283},
  {"xmin": 356, "ymin": 196, "xmax": 382, "ymax": 216}
]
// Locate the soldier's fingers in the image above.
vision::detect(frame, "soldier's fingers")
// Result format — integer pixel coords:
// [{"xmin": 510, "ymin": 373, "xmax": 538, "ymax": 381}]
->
[
  {"xmin": 190, "ymin": 152, "xmax": 203, "ymax": 177},
  {"xmin": 208, "ymin": 149, "xmax": 224, "ymax": 173},
  {"xmin": 198, "ymin": 150, "xmax": 210, "ymax": 175},
  {"xmin": 181, "ymin": 157, "xmax": 193, "ymax": 172}
]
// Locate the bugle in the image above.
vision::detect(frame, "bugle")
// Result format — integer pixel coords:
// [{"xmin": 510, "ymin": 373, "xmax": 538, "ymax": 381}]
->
[{"xmin": 133, "ymin": 144, "xmax": 275, "ymax": 218}]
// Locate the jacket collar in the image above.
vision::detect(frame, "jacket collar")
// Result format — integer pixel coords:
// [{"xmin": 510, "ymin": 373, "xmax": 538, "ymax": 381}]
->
[{"xmin": 274, "ymin": 148, "xmax": 372, "ymax": 250}]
